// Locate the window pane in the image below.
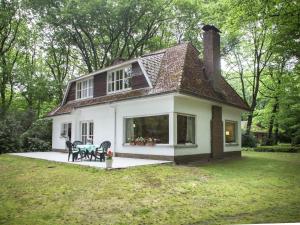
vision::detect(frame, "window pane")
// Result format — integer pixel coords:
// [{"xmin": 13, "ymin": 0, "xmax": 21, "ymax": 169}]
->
[
  {"xmin": 225, "ymin": 121, "xmax": 237, "ymax": 143},
  {"xmin": 120, "ymin": 69, "xmax": 123, "ymax": 80},
  {"xmin": 125, "ymin": 115, "xmax": 169, "ymax": 144},
  {"xmin": 177, "ymin": 115, "xmax": 195, "ymax": 144},
  {"xmin": 89, "ymin": 122, "xmax": 93, "ymax": 136},
  {"xmin": 108, "ymin": 83, "xmax": 112, "ymax": 92},
  {"xmin": 116, "ymin": 71, "xmax": 119, "ymax": 80}
]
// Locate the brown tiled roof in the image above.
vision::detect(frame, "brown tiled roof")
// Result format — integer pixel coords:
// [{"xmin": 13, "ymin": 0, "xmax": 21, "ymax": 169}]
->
[{"xmin": 48, "ymin": 43, "xmax": 249, "ymax": 117}]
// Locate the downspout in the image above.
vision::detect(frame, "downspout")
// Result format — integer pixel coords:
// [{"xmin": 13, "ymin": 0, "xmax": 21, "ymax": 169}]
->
[{"xmin": 109, "ymin": 103, "xmax": 117, "ymax": 157}]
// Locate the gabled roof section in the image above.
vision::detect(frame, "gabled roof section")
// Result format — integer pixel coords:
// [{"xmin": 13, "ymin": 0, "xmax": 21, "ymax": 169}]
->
[
  {"xmin": 140, "ymin": 51, "xmax": 165, "ymax": 86},
  {"xmin": 47, "ymin": 42, "xmax": 249, "ymax": 117}
]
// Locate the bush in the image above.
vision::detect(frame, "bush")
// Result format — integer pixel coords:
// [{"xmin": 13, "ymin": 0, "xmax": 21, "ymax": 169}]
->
[
  {"xmin": 291, "ymin": 136, "xmax": 300, "ymax": 146},
  {"xmin": 242, "ymin": 133, "xmax": 257, "ymax": 148},
  {"xmin": 0, "ymin": 114, "xmax": 23, "ymax": 154},
  {"xmin": 253, "ymin": 145, "xmax": 300, "ymax": 153},
  {"xmin": 21, "ymin": 119, "xmax": 52, "ymax": 152},
  {"xmin": 261, "ymin": 137, "xmax": 275, "ymax": 146}
]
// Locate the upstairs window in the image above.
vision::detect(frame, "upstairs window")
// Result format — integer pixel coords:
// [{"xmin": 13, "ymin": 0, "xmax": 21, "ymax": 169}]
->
[
  {"xmin": 76, "ymin": 78, "xmax": 93, "ymax": 99},
  {"xmin": 225, "ymin": 121, "xmax": 238, "ymax": 144},
  {"xmin": 107, "ymin": 66, "xmax": 132, "ymax": 93}
]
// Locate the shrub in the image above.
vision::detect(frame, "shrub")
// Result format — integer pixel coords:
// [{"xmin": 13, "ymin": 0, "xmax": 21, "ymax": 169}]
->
[
  {"xmin": 291, "ymin": 136, "xmax": 300, "ymax": 146},
  {"xmin": 242, "ymin": 133, "xmax": 257, "ymax": 148},
  {"xmin": 261, "ymin": 137, "xmax": 275, "ymax": 146},
  {"xmin": 0, "ymin": 114, "xmax": 23, "ymax": 154},
  {"xmin": 21, "ymin": 119, "xmax": 52, "ymax": 152},
  {"xmin": 253, "ymin": 145, "xmax": 300, "ymax": 153}
]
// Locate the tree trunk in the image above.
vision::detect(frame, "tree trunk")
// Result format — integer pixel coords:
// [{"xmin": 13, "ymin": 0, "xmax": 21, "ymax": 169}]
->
[{"xmin": 267, "ymin": 100, "xmax": 279, "ymax": 140}]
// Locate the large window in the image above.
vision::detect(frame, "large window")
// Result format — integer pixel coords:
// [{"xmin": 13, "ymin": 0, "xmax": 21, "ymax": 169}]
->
[
  {"xmin": 107, "ymin": 66, "xmax": 132, "ymax": 93},
  {"xmin": 76, "ymin": 78, "xmax": 93, "ymax": 99},
  {"xmin": 61, "ymin": 123, "xmax": 72, "ymax": 140},
  {"xmin": 80, "ymin": 121, "xmax": 94, "ymax": 144},
  {"xmin": 225, "ymin": 121, "xmax": 237, "ymax": 144},
  {"xmin": 177, "ymin": 114, "xmax": 195, "ymax": 144},
  {"xmin": 125, "ymin": 115, "xmax": 169, "ymax": 144}
]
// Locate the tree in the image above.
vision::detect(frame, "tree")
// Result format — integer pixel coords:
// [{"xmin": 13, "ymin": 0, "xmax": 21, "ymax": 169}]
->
[{"xmin": 0, "ymin": 0, "xmax": 22, "ymax": 117}]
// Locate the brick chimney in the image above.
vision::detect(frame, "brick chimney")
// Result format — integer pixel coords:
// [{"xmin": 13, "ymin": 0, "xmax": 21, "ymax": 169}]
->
[{"xmin": 202, "ymin": 25, "xmax": 221, "ymax": 92}]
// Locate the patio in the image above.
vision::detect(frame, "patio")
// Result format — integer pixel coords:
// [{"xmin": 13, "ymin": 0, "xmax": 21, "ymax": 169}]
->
[{"xmin": 10, "ymin": 152, "xmax": 172, "ymax": 169}]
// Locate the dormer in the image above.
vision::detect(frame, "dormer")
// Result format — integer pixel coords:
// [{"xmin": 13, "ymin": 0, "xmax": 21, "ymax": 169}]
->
[{"xmin": 62, "ymin": 60, "xmax": 151, "ymax": 105}]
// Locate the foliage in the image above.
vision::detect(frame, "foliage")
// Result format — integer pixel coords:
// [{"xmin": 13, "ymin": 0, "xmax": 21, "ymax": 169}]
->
[
  {"xmin": 21, "ymin": 119, "xmax": 52, "ymax": 152},
  {"xmin": 242, "ymin": 133, "xmax": 257, "ymax": 148},
  {"xmin": 0, "ymin": 0, "xmax": 299, "ymax": 151},
  {"xmin": 0, "ymin": 113, "xmax": 23, "ymax": 153},
  {"xmin": 1, "ymin": 152, "xmax": 300, "ymax": 224},
  {"xmin": 245, "ymin": 145, "xmax": 300, "ymax": 153},
  {"xmin": 292, "ymin": 136, "xmax": 300, "ymax": 147},
  {"xmin": 106, "ymin": 150, "xmax": 113, "ymax": 160}
]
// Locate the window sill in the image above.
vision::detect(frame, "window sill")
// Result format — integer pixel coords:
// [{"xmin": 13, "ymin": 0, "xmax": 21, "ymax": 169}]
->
[
  {"xmin": 225, "ymin": 143, "xmax": 239, "ymax": 146},
  {"xmin": 107, "ymin": 88, "xmax": 132, "ymax": 95},
  {"xmin": 122, "ymin": 143, "xmax": 198, "ymax": 148},
  {"xmin": 174, "ymin": 144, "xmax": 198, "ymax": 148},
  {"xmin": 75, "ymin": 96, "xmax": 93, "ymax": 101},
  {"xmin": 123, "ymin": 143, "xmax": 172, "ymax": 147}
]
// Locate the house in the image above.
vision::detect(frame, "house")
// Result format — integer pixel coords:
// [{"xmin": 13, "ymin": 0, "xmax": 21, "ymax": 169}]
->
[
  {"xmin": 241, "ymin": 121, "xmax": 268, "ymax": 144},
  {"xmin": 47, "ymin": 25, "xmax": 250, "ymax": 163}
]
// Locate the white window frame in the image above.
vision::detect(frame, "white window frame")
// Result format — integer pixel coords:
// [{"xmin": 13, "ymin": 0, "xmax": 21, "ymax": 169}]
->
[
  {"xmin": 60, "ymin": 122, "xmax": 72, "ymax": 139},
  {"xmin": 176, "ymin": 113, "xmax": 196, "ymax": 145},
  {"xmin": 123, "ymin": 113, "xmax": 170, "ymax": 145},
  {"xmin": 76, "ymin": 78, "xmax": 93, "ymax": 100},
  {"xmin": 225, "ymin": 120, "xmax": 238, "ymax": 144},
  {"xmin": 107, "ymin": 66, "xmax": 132, "ymax": 94},
  {"xmin": 80, "ymin": 121, "xmax": 94, "ymax": 144}
]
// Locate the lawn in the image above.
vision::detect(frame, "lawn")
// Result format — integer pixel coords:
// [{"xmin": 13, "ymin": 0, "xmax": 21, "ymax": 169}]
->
[{"xmin": 0, "ymin": 152, "xmax": 300, "ymax": 225}]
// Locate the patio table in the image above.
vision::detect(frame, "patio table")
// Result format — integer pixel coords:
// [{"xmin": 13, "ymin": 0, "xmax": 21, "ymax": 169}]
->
[{"xmin": 76, "ymin": 144, "xmax": 100, "ymax": 161}]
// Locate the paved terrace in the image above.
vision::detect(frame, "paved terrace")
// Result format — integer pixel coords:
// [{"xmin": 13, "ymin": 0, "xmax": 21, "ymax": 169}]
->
[{"xmin": 10, "ymin": 152, "xmax": 172, "ymax": 169}]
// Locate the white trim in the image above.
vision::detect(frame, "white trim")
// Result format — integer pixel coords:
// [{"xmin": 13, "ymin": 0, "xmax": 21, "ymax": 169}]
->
[
  {"xmin": 61, "ymin": 57, "xmax": 154, "ymax": 105},
  {"xmin": 73, "ymin": 59, "xmax": 139, "ymax": 82},
  {"xmin": 123, "ymin": 113, "xmax": 170, "ymax": 144},
  {"xmin": 224, "ymin": 120, "xmax": 238, "ymax": 144},
  {"xmin": 76, "ymin": 77, "xmax": 94, "ymax": 100},
  {"xmin": 137, "ymin": 59, "xmax": 153, "ymax": 88},
  {"xmin": 176, "ymin": 113, "xmax": 196, "ymax": 145},
  {"xmin": 106, "ymin": 66, "xmax": 132, "ymax": 94}
]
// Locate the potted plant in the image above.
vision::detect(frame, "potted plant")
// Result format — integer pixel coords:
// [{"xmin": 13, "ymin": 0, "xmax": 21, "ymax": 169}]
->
[
  {"xmin": 145, "ymin": 137, "xmax": 156, "ymax": 146},
  {"xmin": 106, "ymin": 150, "xmax": 113, "ymax": 169},
  {"xmin": 128, "ymin": 138, "xmax": 136, "ymax": 146},
  {"xmin": 135, "ymin": 137, "xmax": 145, "ymax": 146}
]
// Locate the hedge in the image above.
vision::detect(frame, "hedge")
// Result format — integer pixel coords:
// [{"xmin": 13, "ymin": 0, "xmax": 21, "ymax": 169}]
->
[{"xmin": 243, "ymin": 145, "xmax": 300, "ymax": 153}]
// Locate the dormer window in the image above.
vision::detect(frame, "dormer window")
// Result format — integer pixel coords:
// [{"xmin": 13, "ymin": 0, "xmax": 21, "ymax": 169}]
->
[
  {"xmin": 76, "ymin": 78, "xmax": 93, "ymax": 99},
  {"xmin": 107, "ymin": 66, "xmax": 132, "ymax": 94}
]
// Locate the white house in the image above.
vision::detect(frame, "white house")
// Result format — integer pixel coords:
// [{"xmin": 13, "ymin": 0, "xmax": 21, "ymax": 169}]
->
[{"xmin": 47, "ymin": 25, "xmax": 249, "ymax": 163}]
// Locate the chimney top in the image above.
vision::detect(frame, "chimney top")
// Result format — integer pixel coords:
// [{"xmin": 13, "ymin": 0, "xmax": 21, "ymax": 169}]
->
[{"xmin": 202, "ymin": 25, "xmax": 221, "ymax": 33}]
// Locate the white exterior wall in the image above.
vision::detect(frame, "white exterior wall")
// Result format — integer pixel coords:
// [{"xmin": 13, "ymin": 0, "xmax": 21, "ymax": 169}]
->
[
  {"xmin": 51, "ymin": 93, "xmax": 243, "ymax": 158},
  {"xmin": 51, "ymin": 94, "xmax": 175, "ymax": 156},
  {"xmin": 222, "ymin": 106, "xmax": 243, "ymax": 152},
  {"xmin": 52, "ymin": 104, "xmax": 115, "ymax": 151},
  {"xmin": 174, "ymin": 96, "xmax": 212, "ymax": 156}
]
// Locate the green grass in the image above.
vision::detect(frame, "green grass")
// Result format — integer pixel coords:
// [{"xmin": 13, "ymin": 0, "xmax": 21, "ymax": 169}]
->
[{"xmin": 1, "ymin": 152, "xmax": 300, "ymax": 225}]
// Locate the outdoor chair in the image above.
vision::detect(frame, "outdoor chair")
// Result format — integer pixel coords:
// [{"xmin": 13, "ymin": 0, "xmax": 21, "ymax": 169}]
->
[
  {"xmin": 94, "ymin": 141, "xmax": 111, "ymax": 162},
  {"xmin": 72, "ymin": 140, "xmax": 87, "ymax": 160},
  {"xmin": 66, "ymin": 141, "xmax": 79, "ymax": 162}
]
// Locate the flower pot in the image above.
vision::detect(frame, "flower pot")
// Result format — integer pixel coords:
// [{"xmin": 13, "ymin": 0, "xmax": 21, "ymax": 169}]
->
[
  {"xmin": 136, "ymin": 141, "xmax": 145, "ymax": 146},
  {"xmin": 145, "ymin": 142, "xmax": 155, "ymax": 146},
  {"xmin": 130, "ymin": 142, "xmax": 136, "ymax": 146},
  {"xmin": 106, "ymin": 159, "xmax": 113, "ymax": 169}
]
